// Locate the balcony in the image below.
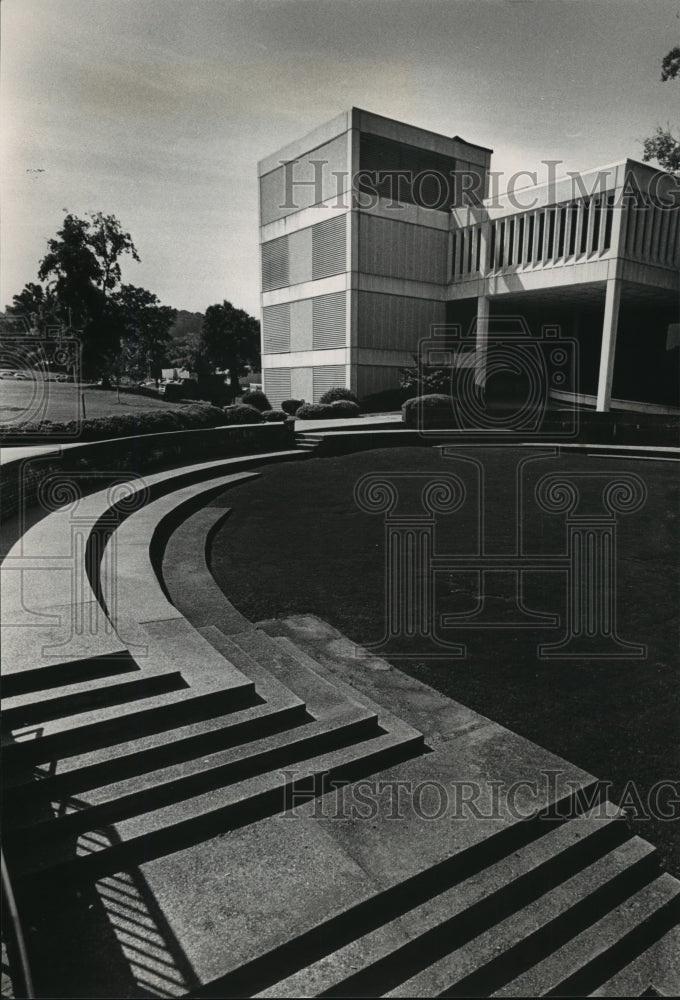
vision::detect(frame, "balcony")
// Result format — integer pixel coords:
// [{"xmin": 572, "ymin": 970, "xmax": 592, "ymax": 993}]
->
[{"xmin": 449, "ymin": 159, "xmax": 679, "ymax": 299}]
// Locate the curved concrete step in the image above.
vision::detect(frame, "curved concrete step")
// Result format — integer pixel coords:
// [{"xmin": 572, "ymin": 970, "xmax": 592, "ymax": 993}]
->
[
  {"xmin": 253, "ymin": 804, "xmax": 629, "ymax": 998},
  {"xmin": 588, "ymin": 924, "xmax": 680, "ymax": 997},
  {"xmin": 163, "ymin": 505, "xmax": 253, "ymax": 633},
  {"xmin": 11, "ymin": 726, "xmax": 424, "ymax": 886},
  {"xmin": 1, "ymin": 450, "xmax": 302, "ymax": 676},
  {"xmin": 98, "ymin": 471, "xmax": 260, "ymax": 649},
  {"xmin": 384, "ymin": 837, "xmax": 661, "ymax": 997},
  {"xmin": 2, "ymin": 662, "xmax": 183, "ymax": 729},
  {"xmin": 495, "ymin": 874, "xmax": 680, "ymax": 997},
  {"xmin": 2, "ymin": 670, "xmax": 256, "ymax": 767},
  {"xmin": 6, "ymin": 706, "xmax": 380, "ymax": 848},
  {"xmin": 2, "ymin": 640, "xmax": 307, "ymax": 797}
]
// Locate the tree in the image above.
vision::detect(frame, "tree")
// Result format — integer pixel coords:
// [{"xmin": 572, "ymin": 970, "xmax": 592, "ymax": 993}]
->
[
  {"xmin": 642, "ymin": 46, "xmax": 680, "ymax": 175},
  {"xmin": 198, "ymin": 301, "xmax": 261, "ymax": 395},
  {"xmin": 38, "ymin": 211, "xmax": 140, "ymax": 374},
  {"xmin": 166, "ymin": 338, "xmax": 198, "ymax": 372},
  {"xmin": 114, "ymin": 284, "xmax": 176, "ymax": 382},
  {"xmin": 6, "ymin": 282, "xmax": 61, "ymax": 333}
]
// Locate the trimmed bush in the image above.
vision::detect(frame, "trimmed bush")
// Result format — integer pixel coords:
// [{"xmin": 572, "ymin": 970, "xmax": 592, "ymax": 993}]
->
[
  {"xmin": 402, "ymin": 394, "xmax": 456, "ymax": 428},
  {"xmin": 240, "ymin": 389, "xmax": 271, "ymax": 412},
  {"xmin": 281, "ymin": 398, "xmax": 304, "ymax": 416},
  {"xmin": 295, "ymin": 402, "xmax": 339, "ymax": 420},
  {"xmin": 262, "ymin": 409, "xmax": 289, "ymax": 422},
  {"xmin": 330, "ymin": 399, "xmax": 361, "ymax": 417},
  {"xmin": 222, "ymin": 404, "xmax": 264, "ymax": 425},
  {"xmin": 0, "ymin": 402, "xmax": 229, "ymax": 443},
  {"xmin": 319, "ymin": 387, "xmax": 359, "ymax": 405}
]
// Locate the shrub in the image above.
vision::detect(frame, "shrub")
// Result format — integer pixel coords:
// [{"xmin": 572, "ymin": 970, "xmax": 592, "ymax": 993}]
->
[
  {"xmin": 330, "ymin": 399, "xmax": 361, "ymax": 417},
  {"xmin": 319, "ymin": 387, "xmax": 359, "ymax": 405},
  {"xmin": 402, "ymin": 394, "xmax": 456, "ymax": 428},
  {"xmin": 281, "ymin": 398, "xmax": 304, "ymax": 416},
  {"xmin": 0, "ymin": 402, "xmax": 229, "ymax": 443},
  {"xmin": 295, "ymin": 402, "xmax": 339, "ymax": 420},
  {"xmin": 222, "ymin": 403, "xmax": 264, "ymax": 425},
  {"xmin": 262, "ymin": 409, "xmax": 289, "ymax": 422},
  {"xmin": 399, "ymin": 362, "xmax": 452, "ymax": 395},
  {"xmin": 240, "ymin": 389, "xmax": 271, "ymax": 412}
]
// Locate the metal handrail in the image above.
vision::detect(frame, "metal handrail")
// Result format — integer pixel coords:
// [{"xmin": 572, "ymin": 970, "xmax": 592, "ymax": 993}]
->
[{"xmin": 1, "ymin": 847, "xmax": 35, "ymax": 999}]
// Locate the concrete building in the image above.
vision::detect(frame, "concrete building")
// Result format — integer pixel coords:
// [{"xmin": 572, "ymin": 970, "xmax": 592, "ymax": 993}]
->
[{"xmin": 258, "ymin": 108, "xmax": 679, "ymax": 412}]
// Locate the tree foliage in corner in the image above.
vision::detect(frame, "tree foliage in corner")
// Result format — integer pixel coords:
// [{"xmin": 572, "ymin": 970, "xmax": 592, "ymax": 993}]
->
[
  {"xmin": 642, "ymin": 45, "xmax": 680, "ymax": 175},
  {"xmin": 198, "ymin": 301, "xmax": 260, "ymax": 394}
]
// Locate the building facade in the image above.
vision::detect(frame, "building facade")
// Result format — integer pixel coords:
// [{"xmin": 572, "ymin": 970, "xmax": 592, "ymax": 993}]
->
[{"xmin": 258, "ymin": 108, "xmax": 679, "ymax": 412}]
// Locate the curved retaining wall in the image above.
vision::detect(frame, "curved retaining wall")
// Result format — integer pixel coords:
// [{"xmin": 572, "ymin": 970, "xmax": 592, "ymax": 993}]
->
[{"xmin": 0, "ymin": 422, "xmax": 295, "ymax": 523}]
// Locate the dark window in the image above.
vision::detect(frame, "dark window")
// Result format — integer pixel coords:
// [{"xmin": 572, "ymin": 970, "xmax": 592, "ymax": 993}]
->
[
  {"xmin": 568, "ymin": 204, "xmax": 578, "ymax": 255},
  {"xmin": 527, "ymin": 216, "xmax": 535, "ymax": 262},
  {"xmin": 557, "ymin": 206, "xmax": 567, "ymax": 256},
  {"xmin": 591, "ymin": 198, "xmax": 601, "ymax": 251},
  {"xmin": 547, "ymin": 210, "xmax": 556, "ymax": 258},
  {"xmin": 579, "ymin": 201, "xmax": 590, "ymax": 254},
  {"xmin": 603, "ymin": 193, "xmax": 614, "ymax": 249},
  {"xmin": 359, "ymin": 132, "xmax": 460, "ymax": 211}
]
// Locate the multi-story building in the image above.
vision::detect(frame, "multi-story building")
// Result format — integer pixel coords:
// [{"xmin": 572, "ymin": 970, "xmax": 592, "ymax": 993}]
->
[{"xmin": 258, "ymin": 108, "xmax": 679, "ymax": 412}]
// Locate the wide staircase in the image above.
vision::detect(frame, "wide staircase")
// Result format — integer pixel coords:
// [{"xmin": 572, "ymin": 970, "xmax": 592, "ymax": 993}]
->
[{"xmin": 1, "ymin": 442, "xmax": 679, "ymax": 997}]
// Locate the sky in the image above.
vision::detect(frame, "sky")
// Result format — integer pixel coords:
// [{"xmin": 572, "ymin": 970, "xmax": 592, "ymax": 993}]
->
[{"xmin": 2, "ymin": 0, "xmax": 679, "ymax": 316}]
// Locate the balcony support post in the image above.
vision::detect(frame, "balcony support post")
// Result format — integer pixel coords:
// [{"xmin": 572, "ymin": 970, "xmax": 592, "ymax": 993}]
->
[{"xmin": 596, "ymin": 277, "xmax": 622, "ymax": 412}]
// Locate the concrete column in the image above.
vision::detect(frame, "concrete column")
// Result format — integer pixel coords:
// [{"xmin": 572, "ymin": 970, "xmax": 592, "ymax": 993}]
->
[
  {"xmin": 596, "ymin": 277, "xmax": 622, "ymax": 412},
  {"xmin": 475, "ymin": 294, "xmax": 490, "ymax": 387}
]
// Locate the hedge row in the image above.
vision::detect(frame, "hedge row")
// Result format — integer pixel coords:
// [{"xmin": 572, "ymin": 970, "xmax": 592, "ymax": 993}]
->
[
  {"xmin": 222, "ymin": 404, "xmax": 291, "ymax": 425},
  {"xmin": 0, "ymin": 402, "xmax": 230, "ymax": 442}
]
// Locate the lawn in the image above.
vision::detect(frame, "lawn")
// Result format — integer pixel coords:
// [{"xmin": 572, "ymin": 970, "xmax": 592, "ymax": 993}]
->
[
  {"xmin": 209, "ymin": 445, "xmax": 680, "ymax": 875},
  {"xmin": 0, "ymin": 379, "xmax": 184, "ymax": 428}
]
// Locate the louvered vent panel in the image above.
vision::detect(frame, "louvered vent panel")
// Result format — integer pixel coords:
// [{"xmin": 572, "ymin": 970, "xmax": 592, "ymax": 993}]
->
[
  {"xmin": 261, "ymin": 236, "xmax": 289, "ymax": 291},
  {"xmin": 313, "ymin": 365, "xmax": 346, "ymax": 402},
  {"xmin": 262, "ymin": 303, "xmax": 291, "ymax": 354},
  {"xmin": 264, "ymin": 368, "xmax": 292, "ymax": 407},
  {"xmin": 312, "ymin": 292, "xmax": 346, "ymax": 349},
  {"xmin": 312, "ymin": 215, "xmax": 347, "ymax": 279}
]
